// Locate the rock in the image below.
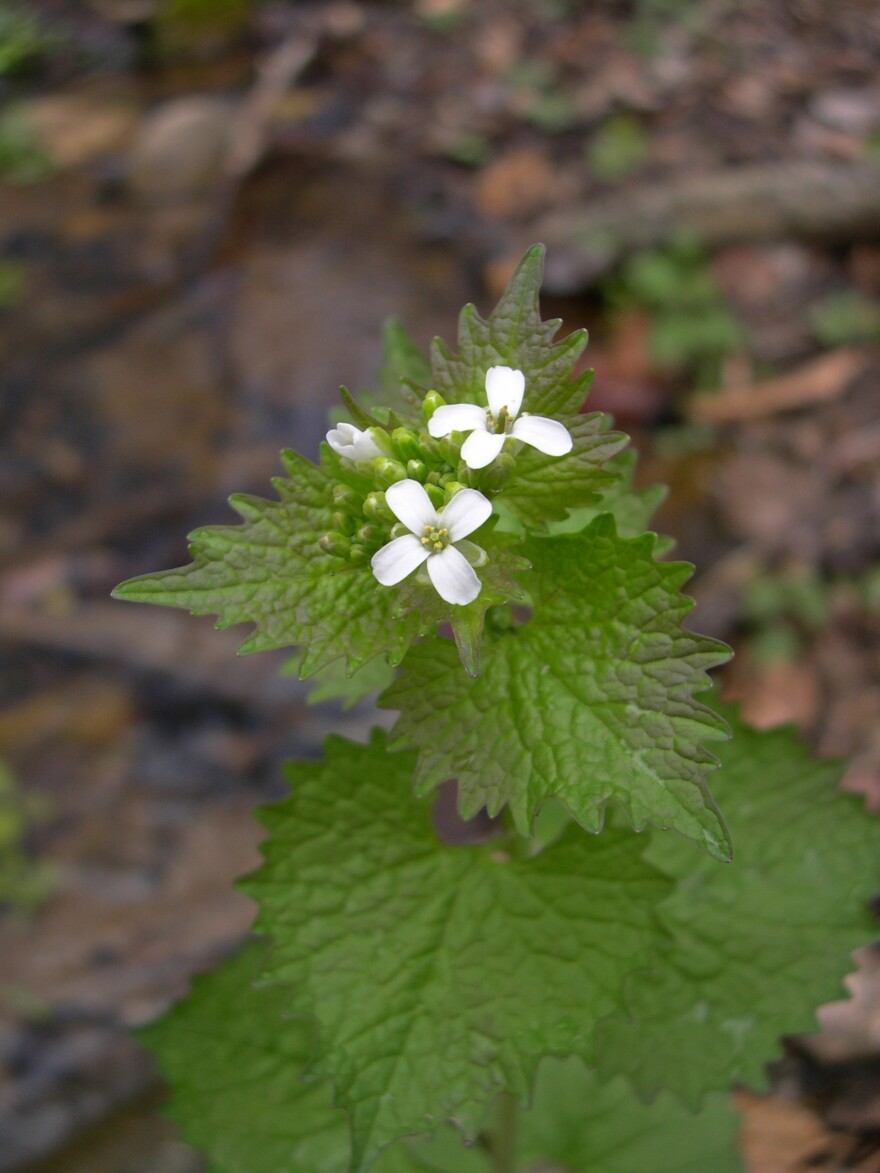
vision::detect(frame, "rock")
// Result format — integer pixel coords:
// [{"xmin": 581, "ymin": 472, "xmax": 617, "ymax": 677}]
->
[{"xmin": 128, "ymin": 97, "xmax": 233, "ymax": 205}]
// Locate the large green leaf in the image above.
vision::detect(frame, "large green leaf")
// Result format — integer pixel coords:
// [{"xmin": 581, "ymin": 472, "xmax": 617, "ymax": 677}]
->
[
  {"xmin": 516, "ymin": 1059, "xmax": 741, "ymax": 1173},
  {"xmin": 113, "ymin": 449, "xmax": 420, "ymax": 676},
  {"xmin": 384, "ymin": 516, "xmax": 732, "ymax": 858},
  {"xmin": 244, "ymin": 730, "xmax": 672, "ymax": 1172},
  {"xmin": 597, "ymin": 704, "xmax": 879, "ymax": 1103},
  {"xmin": 142, "ymin": 948, "xmax": 741, "ymax": 1173}
]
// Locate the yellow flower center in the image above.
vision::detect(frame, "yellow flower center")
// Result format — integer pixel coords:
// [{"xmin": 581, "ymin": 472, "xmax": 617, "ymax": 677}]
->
[{"xmin": 420, "ymin": 524, "xmax": 450, "ymax": 552}]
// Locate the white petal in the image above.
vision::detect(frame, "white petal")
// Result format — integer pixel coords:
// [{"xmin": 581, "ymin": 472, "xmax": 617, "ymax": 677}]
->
[
  {"xmin": 440, "ymin": 488, "xmax": 493, "ymax": 542},
  {"xmin": 384, "ymin": 479, "xmax": 437, "ymax": 533},
  {"xmin": 426, "ymin": 545, "xmax": 481, "ymax": 605},
  {"xmin": 427, "ymin": 403, "xmax": 487, "ymax": 438},
  {"xmin": 485, "ymin": 366, "xmax": 525, "ymax": 418},
  {"xmin": 371, "ymin": 534, "xmax": 429, "ymax": 586},
  {"xmin": 326, "ymin": 423, "xmax": 382, "ymax": 460},
  {"xmin": 511, "ymin": 414, "xmax": 573, "ymax": 457},
  {"xmin": 461, "ymin": 429, "xmax": 506, "ymax": 470}
]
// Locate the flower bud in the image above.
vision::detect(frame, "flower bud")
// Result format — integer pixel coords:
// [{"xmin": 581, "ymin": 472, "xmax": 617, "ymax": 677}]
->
[
  {"xmin": 374, "ymin": 458, "xmax": 408, "ymax": 489},
  {"xmin": 443, "ymin": 480, "xmax": 467, "ymax": 502},
  {"xmin": 363, "ymin": 491, "xmax": 393, "ymax": 523},
  {"xmin": 406, "ymin": 459, "xmax": 428, "ymax": 483},
  {"xmin": 424, "ymin": 483, "xmax": 446, "ymax": 510},
  {"xmin": 366, "ymin": 427, "xmax": 394, "ymax": 457},
  {"xmin": 421, "ymin": 390, "xmax": 446, "ymax": 422},
  {"xmin": 319, "ymin": 532, "xmax": 350, "ymax": 559},
  {"xmin": 356, "ymin": 524, "xmax": 380, "ymax": 544},
  {"xmin": 332, "ymin": 511, "xmax": 355, "ymax": 535},
  {"xmin": 481, "ymin": 452, "xmax": 517, "ymax": 492},
  {"xmin": 348, "ymin": 543, "xmax": 368, "ymax": 564},
  {"xmin": 419, "ymin": 436, "xmax": 444, "ymax": 463},
  {"xmin": 391, "ymin": 427, "xmax": 422, "ymax": 463},
  {"xmin": 332, "ymin": 484, "xmax": 363, "ymax": 515}
]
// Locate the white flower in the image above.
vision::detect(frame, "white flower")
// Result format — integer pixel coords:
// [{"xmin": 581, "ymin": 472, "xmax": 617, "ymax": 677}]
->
[
  {"xmin": 371, "ymin": 479, "xmax": 492, "ymax": 606},
  {"xmin": 427, "ymin": 365, "xmax": 573, "ymax": 470},
  {"xmin": 326, "ymin": 422, "xmax": 383, "ymax": 462}
]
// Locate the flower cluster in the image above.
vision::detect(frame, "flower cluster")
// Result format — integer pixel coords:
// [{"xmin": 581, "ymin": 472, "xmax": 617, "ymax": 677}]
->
[{"xmin": 322, "ymin": 365, "xmax": 572, "ymax": 606}]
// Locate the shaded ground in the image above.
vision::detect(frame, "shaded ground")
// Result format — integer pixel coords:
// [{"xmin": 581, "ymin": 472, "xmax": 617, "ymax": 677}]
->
[{"xmin": 1, "ymin": 2, "xmax": 879, "ymax": 1170}]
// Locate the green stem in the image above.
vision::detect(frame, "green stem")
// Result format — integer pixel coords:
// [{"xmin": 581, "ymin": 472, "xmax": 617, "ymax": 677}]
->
[{"xmin": 491, "ymin": 1092, "xmax": 518, "ymax": 1173}]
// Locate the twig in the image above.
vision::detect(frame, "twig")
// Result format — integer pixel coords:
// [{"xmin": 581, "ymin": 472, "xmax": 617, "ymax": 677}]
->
[{"xmin": 686, "ymin": 348, "xmax": 867, "ymax": 423}]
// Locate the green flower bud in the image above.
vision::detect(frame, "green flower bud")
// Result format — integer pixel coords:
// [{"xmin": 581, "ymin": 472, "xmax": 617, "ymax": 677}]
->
[
  {"xmin": 375, "ymin": 458, "xmax": 408, "ymax": 489},
  {"xmin": 332, "ymin": 511, "xmax": 355, "ymax": 535},
  {"xmin": 356, "ymin": 524, "xmax": 380, "ymax": 544},
  {"xmin": 443, "ymin": 480, "xmax": 467, "ymax": 502},
  {"xmin": 366, "ymin": 426, "xmax": 395, "ymax": 457},
  {"xmin": 391, "ymin": 427, "xmax": 423, "ymax": 463},
  {"xmin": 348, "ymin": 543, "xmax": 368, "ymax": 564},
  {"xmin": 390, "ymin": 522, "xmax": 410, "ymax": 539},
  {"xmin": 419, "ymin": 436, "xmax": 444, "ymax": 463},
  {"xmin": 481, "ymin": 452, "xmax": 517, "ymax": 492},
  {"xmin": 456, "ymin": 463, "xmax": 474, "ymax": 487},
  {"xmin": 332, "ymin": 484, "xmax": 363, "ymax": 515},
  {"xmin": 319, "ymin": 532, "xmax": 350, "ymax": 559},
  {"xmin": 406, "ymin": 459, "xmax": 428, "ymax": 483},
  {"xmin": 424, "ymin": 483, "xmax": 446, "ymax": 510},
  {"xmin": 363, "ymin": 491, "xmax": 393, "ymax": 523},
  {"xmin": 421, "ymin": 390, "xmax": 446, "ymax": 422}
]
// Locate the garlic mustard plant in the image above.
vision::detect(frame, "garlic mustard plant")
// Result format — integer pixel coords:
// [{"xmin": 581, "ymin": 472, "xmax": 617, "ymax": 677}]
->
[
  {"xmin": 429, "ymin": 364, "xmax": 573, "ymax": 468},
  {"xmin": 115, "ymin": 246, "xmax": 877, "ymax": 1173}
]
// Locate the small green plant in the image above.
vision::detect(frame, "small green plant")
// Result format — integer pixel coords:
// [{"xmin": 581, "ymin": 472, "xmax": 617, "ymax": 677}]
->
[
  {"xmin": 0, "ymin": 763, "xmax": 53, "ymax": 915},
  {"xmin": 810, "ymin": 290, "xmax": 880, "ymax": 348},
  {"xmin": 506, "ymin": 60, "xmax": 576, "ymax": 133},
  {"xmin": 0, "ymin": 105, "xmax": 54, "ymax": 185},
  {"xmin": 0, "ymin": 259, "xmax": 26, "ymax": 309},
  {"xmin": 116, "ymin": 248, "xmax": 876, "ymax": 1172},
  {"xmin": 0, "ymin": 5, "xmax": 57, "ymax": 77},
  {"xmin": 606, "ymin": 235, "xmax": 744, "ymax": 389},
  {"xmin": 586, "ymin": 114, "xmax": 649, "ymax": 182}
]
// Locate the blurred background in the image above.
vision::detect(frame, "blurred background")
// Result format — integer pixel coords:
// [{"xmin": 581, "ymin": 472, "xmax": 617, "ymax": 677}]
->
[{"xmin": 1, "ymin": 1, "xmax": 879, "ymax": 1169}]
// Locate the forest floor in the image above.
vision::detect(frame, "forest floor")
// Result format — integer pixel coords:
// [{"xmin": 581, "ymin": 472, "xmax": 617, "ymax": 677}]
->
[{"xmin": 1, "ymin": 1, "xmax": 880, "ymax": 1169}]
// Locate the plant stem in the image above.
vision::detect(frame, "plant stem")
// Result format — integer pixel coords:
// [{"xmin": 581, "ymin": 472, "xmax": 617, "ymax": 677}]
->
[{"xmin": 491, "ymin": 1091, "xmax": 518, "ymax": 1173}]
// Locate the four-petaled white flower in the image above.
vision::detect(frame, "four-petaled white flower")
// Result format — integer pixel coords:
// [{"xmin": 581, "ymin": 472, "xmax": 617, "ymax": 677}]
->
[
  {"xmin": 326, "ymin": 422, "xmax": 383, "ymax": 462},
  {"xmin": 371, "ymin": 479, "xmax": 491, "ymax": 606},
  {"xmin": 427, "ymin": 365, "xmax": 573, "ymax": 470}
]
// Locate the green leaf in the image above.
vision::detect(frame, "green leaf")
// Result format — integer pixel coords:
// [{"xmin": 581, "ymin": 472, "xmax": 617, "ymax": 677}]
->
[
  {"xmin": 384, "ymin": 516, "xmax": 732, "ymax": 858},
  {"xmin": 113, "ymin": 449, "xmax": 420, "ymax": 676},
  {"xmin": 597, "ymin": 704, "xmax": 879, "ymax": 1103},
  {"xmin": 143, "ymin": 947, "xmax": 740, "ymax": 1173},
  {"xmin": 549, "ymin": 449, "xmax": 671, "ymax": 549},
  {"xmin": 304, "ymin": 655, "xmax": 397, "ymax": 710},
  {"xmin": 431, "ymin": 246, "xmax": 589, "ymax": 417},
  {"xmin": 138, "ymin": 941, "xmax": 352, "ymax": 1173},
  {"xmin": 516, "ymin": 1059, "xmax": 742, "ymax": 1173},
  {"xmin": 429, "ymin": 246, "xmax": 627, "ymax": 525},
  {"xmin": 379, "ymin": 318, "xmax": 432, "ymax": 398},
  {"xmin": 500, "ymin": 412, "xmax": 626, "ymax": 528},
  {"xmin": 244, "ymin": 730, "xmax": 672, "ymax": 1172}
]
